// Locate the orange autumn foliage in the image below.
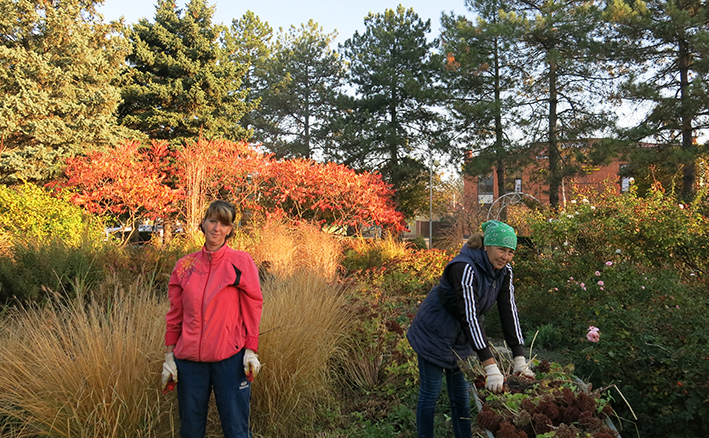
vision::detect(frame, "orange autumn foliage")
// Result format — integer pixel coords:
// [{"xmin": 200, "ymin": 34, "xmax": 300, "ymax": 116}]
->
[
  {"xmin": 57, "ymin": 139, "xmax": 405, "ymax": 233},
  {"xmin": 53, "ymin": 140, "xmax": 183, "ymax": 221}
]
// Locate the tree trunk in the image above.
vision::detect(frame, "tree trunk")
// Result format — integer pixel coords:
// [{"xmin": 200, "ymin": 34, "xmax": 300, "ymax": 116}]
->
[
  {"xmin": 493, "ymin": 35, "xmax": 507, "ymax": 221},
  {"xmin": 548, "ymin": 58, "xmax": 560, "ymax": 207},
  {"xmin": 679, "ymin": 38, "xmax": 695, "ymax": 200}
]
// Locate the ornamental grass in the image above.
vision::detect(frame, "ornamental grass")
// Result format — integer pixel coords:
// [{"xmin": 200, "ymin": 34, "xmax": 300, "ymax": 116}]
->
[
  {"xmin": 0, "ymin": 220, "xmax": 352, "ymax": 438},
  {"xmin": 0, "ymin": 277, "xmax": 174, "ymax": 438}
]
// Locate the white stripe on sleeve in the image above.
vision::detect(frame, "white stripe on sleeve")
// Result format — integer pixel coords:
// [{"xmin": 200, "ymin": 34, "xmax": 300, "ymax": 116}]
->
[
  {"xmin": 462, "ymin": 264, "xmax": 487, "ymax": 350},
  {"xmin": 506, "ymin": 266, "xmax": 524, "ymax": 343}
]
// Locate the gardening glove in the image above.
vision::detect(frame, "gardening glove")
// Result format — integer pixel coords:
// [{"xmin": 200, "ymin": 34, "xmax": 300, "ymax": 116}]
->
[
  {"xmin": 243, "ymin": 348, "xmax": 260, "ymax": 382},
  {"xmin": 162, "ymin": 352, "xmax": 178, "ymax": 391},
  {"xmin": 513, "ymin": 356, "xmax": 535, "ymax": 379},
  {"xmin": 484, "ymin": 363, "xmax": 505, "ymax": 393}
]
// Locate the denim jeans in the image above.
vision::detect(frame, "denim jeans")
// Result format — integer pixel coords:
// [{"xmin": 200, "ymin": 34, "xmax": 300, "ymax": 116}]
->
[
  {"xmin": 175, "ymin": 349, "xmax": 252, "ymax": 438},
  {"xmin": 416, "ymin": 355, "xmax": 471, "ymax": 438}
]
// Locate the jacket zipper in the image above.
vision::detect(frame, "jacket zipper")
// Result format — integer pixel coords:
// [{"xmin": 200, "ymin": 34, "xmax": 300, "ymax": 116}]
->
[{"xmin": 198, "ymin": 251, "xmax": 213, "ymax": 362}]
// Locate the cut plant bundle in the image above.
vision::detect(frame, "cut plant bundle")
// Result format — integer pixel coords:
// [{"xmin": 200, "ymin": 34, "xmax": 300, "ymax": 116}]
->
[{"xmin": 467, "ymin": 359, "xmax": 622, "ymax": 438}]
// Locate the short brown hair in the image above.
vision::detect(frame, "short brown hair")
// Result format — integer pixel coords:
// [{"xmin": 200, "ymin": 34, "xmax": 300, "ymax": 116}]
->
[{"xmin": 200, "ymin": 200, "xmax": 236, "ymax": 237}]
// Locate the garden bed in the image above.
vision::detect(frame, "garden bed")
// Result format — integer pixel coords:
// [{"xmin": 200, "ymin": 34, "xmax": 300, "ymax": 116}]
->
[{"xmin": 467, "ymin": 360, "xmax": 621, "ymax": 438}]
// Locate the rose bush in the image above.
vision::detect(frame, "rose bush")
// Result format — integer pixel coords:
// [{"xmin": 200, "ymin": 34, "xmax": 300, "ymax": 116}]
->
[{"xmin": 512, "ymin": 182, "xmax": 709, "ymax": 438}]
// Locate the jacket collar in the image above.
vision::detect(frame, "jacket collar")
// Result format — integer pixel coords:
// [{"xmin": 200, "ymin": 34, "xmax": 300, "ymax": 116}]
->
[
  {"xmin": 460, "ymin": 244, "xmax": 505, "ymax": 280},
  {"xmin": 201, "ymin": 242, "xmax": 230, "ymax": 262}
]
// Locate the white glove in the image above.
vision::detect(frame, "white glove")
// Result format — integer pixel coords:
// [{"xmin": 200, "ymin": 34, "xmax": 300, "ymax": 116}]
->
[
  {"xmin": 243, "ymin": 348, "xmax": 261, "ymax": 380},
  {"xmin": 513, "ymin": 356, "xmax": 535, "ymax": 378},
  {"xmin": 162, "ymin": 352, "xmax": 178, "ymax": 388},
  {"xmin": 484, "ymin": 363, "xmax": 504, "ymax": 393}
]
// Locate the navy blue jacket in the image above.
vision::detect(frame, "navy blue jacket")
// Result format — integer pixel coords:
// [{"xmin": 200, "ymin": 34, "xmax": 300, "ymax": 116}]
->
[{"xmin": 407, "ymin": 244, "xmax": 525, "ymax": 368}]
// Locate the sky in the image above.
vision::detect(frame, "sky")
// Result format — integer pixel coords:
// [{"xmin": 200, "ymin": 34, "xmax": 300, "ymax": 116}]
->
[{"xmin": 98, "ymin": 0, "xmax": 472, "ymax": 44}]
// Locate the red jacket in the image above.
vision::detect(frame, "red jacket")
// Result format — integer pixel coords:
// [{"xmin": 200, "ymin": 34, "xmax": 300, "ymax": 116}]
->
[{"xmin": 165, "ymin": 244, "xmax": 263, "ymax": 362}]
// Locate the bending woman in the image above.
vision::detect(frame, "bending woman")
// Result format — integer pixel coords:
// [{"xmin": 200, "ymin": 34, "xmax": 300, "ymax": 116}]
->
[{"xmin": 407, "ymin": 220, "xmax": 534, "ymax": 438}]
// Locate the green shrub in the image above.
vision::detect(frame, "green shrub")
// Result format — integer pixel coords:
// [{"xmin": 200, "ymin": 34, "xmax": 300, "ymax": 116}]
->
[
  {"xmin": 0, "ymin": 183, "xmax": 101, "ymax": 245},
  {"xmin": 512, "ymin": 184, "xmax": 709, "ymax": 438},
  {"xmin": 349, "ymin": 248, "xmax": 451, "ymax": 299},
  {"xmin": 0, "ymin": 183, "xmax": 111, "ymax": 303},
  {"xmin": 0, "ymin": 235, "xmax": 110, "ymax": 304},
  {"xmin": 529, "ymin": 323, "xmax": 564, "ymax": 351}
]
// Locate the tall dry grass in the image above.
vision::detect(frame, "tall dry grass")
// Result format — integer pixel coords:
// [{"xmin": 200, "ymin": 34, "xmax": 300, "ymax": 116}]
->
[
  {"xmin": 0, "ymin": 277, "xmax": 174, "ymax": 438},
  {"xmin": 0, "ymin": 220, "xmax": 354, "ymax": 438},
  {"xmin": 250, "ymin": 270, "xmax": 353, "ymax": 438},
  {"xmin": 237, "ymin": 221, "xmax": 353, "ymax": 437},
  {"xmin": 237, "ymin": 221, "xmax": 343, "ymax": 280}
]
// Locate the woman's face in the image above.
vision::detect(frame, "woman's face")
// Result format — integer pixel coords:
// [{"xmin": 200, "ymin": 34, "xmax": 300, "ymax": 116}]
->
[
  {"xmin": 201, "ymin": 215, "xmax": 233, "ymax": 251},
  {"xmin": 485, "ymin": 245, "xmax": 515, "ymax": 270}
]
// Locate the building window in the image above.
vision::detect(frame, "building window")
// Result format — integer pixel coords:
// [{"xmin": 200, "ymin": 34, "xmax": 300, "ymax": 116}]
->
[
  {"xmin": 478, "ymin": 174, "xmax": 494, "ymax": 204},
  {"xmin": 514, "ymin": 178, "xmax": 522, "ymax": 193}
]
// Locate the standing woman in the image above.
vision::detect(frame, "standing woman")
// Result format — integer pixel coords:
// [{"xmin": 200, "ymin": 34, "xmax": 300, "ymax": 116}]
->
[
  {"xmin": 161, "ymin": 200, "xmax": 263, "ymax": 438},
  {"xmin": 407, "ymin": 220, "xmax": 534, "ymax": 438}
]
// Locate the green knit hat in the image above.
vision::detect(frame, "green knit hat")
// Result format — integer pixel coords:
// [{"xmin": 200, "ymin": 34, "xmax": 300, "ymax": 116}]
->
[{"xmin": 482, "ymin": 220, "xmax": 517, "ymax": 250}]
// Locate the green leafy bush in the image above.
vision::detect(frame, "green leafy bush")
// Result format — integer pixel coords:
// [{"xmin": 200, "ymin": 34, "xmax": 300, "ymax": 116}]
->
[
  {"xmin": 512, "ymin": 184, "xmax": 709, "ymax": 438},
  {"xmin": 0, "ymin": 183, "xmax": 100, "ymax": 245},
  {"xmin": 0, "ymin": 235, "xmax": 119, "ymax": 304}
]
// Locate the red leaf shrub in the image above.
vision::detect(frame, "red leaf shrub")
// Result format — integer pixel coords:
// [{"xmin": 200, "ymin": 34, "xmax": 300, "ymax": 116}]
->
[{"xmin": 56, "ymin": 138, "xmax": 405, "ymax": 233}]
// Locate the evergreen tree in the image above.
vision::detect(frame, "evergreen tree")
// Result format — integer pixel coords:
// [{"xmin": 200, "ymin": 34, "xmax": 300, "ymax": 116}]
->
[
  {"xmin": 224, "ymin": 11, "xmax": 273, "ymax": 135},
  {"xmin": 439, "ymin": 0, "xmax": 526, "ymax": 199},
  {"xmin": 0, "ymin": 0, "xmax": 132, "ymax": 183},
  {"xmin": 509, "ymin": 0, "xmax": 619, "ymax": 206},
  {"xmin": 119, "ymin": 0, "xmax": 255, "ymax": 142},
  {"xmin": 339, "ymin": 6, "xmax": 446, "ymax": 218},
  {"xmin": 607, "ymin": 0, "xmax": 709, "ymax": 200},
  {"xmin": 251, "ymin": 20, "xmax": 345, "ymax": 159}
]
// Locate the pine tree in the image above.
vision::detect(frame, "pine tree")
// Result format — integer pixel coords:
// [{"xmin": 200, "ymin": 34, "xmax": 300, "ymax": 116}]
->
[
  {"xmin": 224, "ymin": 11, "xmax": 273, "ymax": 136},
  {"xmin": 340, "ymin": 6, "xmax": 446, "ymax": 217},
  {"xmin": 508, "ymin": 0, "xmax": 619, "ymax": 206},
  {"xmin": 118, "ymin": 0, "xmax": 255, "ymax": 142},
  {"xmin": 249, "ymin": 20, "xmax": 345, "ymax": 159},
  {"xmin": 440, "ymin": 0, "xmax": 526, "ymax": 200},
  {"xmin": 0, "ymin": 0, "xmax": 132, "ymax": 183},
  {"xmin": 607, "ymin": 0, "xmax": 709, "ymax": 199}
]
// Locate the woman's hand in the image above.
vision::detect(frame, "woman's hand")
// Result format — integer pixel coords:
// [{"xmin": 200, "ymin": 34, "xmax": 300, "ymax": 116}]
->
[
  {"xmin": 243, "ymin": 349, "xmax": 261, "ymax": 381},
  {"xmin": 162, "ymin": 352, "xmax": 178, "ymax": 390},
  {"xmin": 484, "ymin": 363, "xmax": 504, "ymax": 393},
  {"xmin": 513, "ymin": 356, "xmax": 535, "ymax": 379}
]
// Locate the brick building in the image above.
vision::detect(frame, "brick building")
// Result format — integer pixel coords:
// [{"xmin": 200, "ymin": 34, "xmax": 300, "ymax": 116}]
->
[{"xmin": 463, "ymin": 140, "xmax": 633, "ymax": 207}]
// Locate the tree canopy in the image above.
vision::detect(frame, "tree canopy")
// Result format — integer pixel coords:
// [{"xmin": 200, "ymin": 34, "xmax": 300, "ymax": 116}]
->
[
  {"xmin": 249, "ymin": 20, "xmax": 345, "ymax": 159},
  {"xmin": 0, "ymin": 0, "xmax": 134, "ymax": 183},
  {"xmin": 118, "ymin": 0, "xmax": 255, "ymax": 142},
  {"xmin": 339, "ymin": 6, "xmax": 447, "ymax": 217},
  {"xmin": 607, "ymin": 0, "xmax": 709, "ymax": 200}
]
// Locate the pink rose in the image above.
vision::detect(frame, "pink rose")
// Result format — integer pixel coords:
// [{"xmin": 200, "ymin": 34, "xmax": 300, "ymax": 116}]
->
[{"xmin": 587, "ymin": 326, "xmax": 600, "ymax": 342}]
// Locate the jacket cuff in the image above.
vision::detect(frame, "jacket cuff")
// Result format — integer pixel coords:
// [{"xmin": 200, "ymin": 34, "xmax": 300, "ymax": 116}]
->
[
  {"xmin": 510, "ymin": 344, "xmax": 525, "ymax": 358},
  {"xmin": 475, "ymin": 347, "xmax": 493, "ymax": 362},
  {"xmin": 245, "ymin": 335, "xmax": 259, "ymax": 353},
  {"xmin": 165, "ymin": 332, "xmax": 180, "ymax": 346}
]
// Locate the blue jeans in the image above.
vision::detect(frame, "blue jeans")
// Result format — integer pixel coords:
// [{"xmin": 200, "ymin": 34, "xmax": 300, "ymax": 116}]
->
[
  {"xmin": 416, "ymin": 355, "xmax": 471, "ymax": 438},
  {"xmin": 175, "ymin": 349, "xmax": 252, "ymax": 438}
]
